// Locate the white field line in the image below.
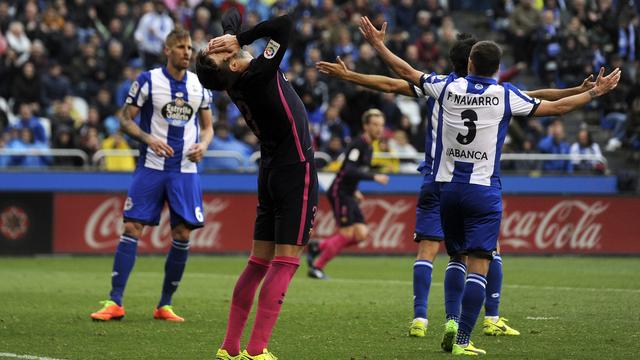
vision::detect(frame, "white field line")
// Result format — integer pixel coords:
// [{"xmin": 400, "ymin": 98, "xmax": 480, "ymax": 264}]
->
[
  {"xmin": 0, "ymin": 353, "xmax": 68, "ymax": 360},
  {"xmin": 137, "ymin": 271, "xmax": 640, "ymax": 294}
]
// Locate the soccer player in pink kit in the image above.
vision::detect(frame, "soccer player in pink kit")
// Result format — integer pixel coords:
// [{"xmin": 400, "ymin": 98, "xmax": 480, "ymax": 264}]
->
[{"xmin": 196, "ymin": 9, "xmax": 318, "ymax": 360}]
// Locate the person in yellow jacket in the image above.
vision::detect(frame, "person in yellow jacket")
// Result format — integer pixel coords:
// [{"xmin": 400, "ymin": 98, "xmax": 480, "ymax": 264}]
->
[{"xmin": 101, "ymin": 131, "xmax": 135, "ymax": 171}]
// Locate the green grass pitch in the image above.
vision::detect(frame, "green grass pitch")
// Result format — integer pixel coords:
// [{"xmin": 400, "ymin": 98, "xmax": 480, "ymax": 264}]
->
[{"xmin": 1, "ymin": 256, "xmax": 639, "ymax": 359}]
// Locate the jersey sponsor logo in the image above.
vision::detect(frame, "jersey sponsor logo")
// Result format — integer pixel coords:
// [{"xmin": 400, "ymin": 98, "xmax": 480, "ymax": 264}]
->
[
  {"xmin": 348, "ymin": 148, "xmax": 360, "ymax": 162},
  {"xmin": 446, "ymin": 147, "xmax": 489, "ymax": 160},
  {"xmin": 161, "ymin": 95, "xmax": 195, "ymax": 127},
  {"xmin": 474, "ymin": 83, "xmax": 484, "ymax": 90},
  {"xmin": 447, "ymin": 91, "xmax": 499, "ymax": 106},
  {"xmin": 264, "ymin": 39, "xmax": 280, "ymax": 59},
  {"xmin": 128, "ymin": 81, "xmax": 140, "ymax": 97}
]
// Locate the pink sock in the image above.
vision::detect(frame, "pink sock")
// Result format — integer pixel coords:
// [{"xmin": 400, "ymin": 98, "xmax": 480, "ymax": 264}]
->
[
  {"xmin": 245, "ymin": 256, "xmax": 299, "ymax": 356},
  {"xmin": 221, "ymin": 256, "xmax": 270, "ymax": 356},
  {"xmin": 314, "ymin": 233, "xmax": 358, "ymax": 269}
]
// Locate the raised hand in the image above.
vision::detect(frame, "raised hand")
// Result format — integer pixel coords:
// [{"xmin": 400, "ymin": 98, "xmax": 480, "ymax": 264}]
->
[
  {"xmin": 359, "ymin": 16, "xmax": 387, "ymax": 47},
  {"xmin": 579, "ymin": 74, "xmax": 595, "ymax": 91},
  {"xmin": 591, "ymin": 68, "xmax": 621, "ymax": 97},
  {"xmin": 594, "ymin": 66, "xmax": 605, "ymax": 87},
  {"xmin": 316, "ymin": 56, "xmax": 349, "ymax": 78}
]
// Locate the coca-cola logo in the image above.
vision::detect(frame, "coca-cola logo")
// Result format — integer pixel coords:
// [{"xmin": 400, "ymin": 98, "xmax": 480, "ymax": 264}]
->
[
  {"xmin": 84, "ymin": 197, "xmax": 229, "ymax": 251},
  {"xmin": 314, "ymin": 198, "xmax": 413, "ymax": 250},
  {"xmin": 501, "ymin": 200, "xmax": 609, "ymax": 251}
]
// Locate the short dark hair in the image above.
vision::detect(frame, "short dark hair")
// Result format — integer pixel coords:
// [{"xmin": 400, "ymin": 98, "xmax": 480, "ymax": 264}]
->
[
  {"xmin": 469, "ymin": 40, "xmax": 502, "ymax": 77},
  {"xmin": 195, "ymin": 50, "xmax": 235, "ymax": 90},
  {"xmin": 449, "ymin": 33, "xmax": 477, "ymax": 77},
  {"xmin": 164, "ymin": 27, "xmax": 190, "ymax": 47}
]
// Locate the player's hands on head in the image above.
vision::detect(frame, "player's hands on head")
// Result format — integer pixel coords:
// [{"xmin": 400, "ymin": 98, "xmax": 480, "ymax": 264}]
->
[
  {"xmin": 147, "ymin": 136, "xmax": 174, "ymax": 158},
  {"xmin": 316, "ymin": 56, "xmax": 349, "ymax": 78},
  {"xmin": 187, "ymin": 143, "xmax": 207, "ymax": 163},
  {"xmin": 359, "ymin": 16, "xmax": 387, "ymax": 47},
  {"xmin": 207, "ymin": 34, "xmax": 240, "ymax": 60},
  {"xmin": 592, "ymin": 67, "xmax": 621, "ymax": 97},
  {"xmin": 374, "ymin": 174, "xmax": 389, "ymax": 185}
]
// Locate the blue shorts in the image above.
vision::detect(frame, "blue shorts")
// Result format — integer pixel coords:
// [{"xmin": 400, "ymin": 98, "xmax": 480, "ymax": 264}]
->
[
  {"xmin": 414, "ymin": 181, "xmax": 444, "ymax": 242},
  {"xmin": 439, "ymin": 182, "xmax": 501, "ymax": 259},
  {"xmin": 123, "ymin": 167, "xmax": 204, "ymax": 229}
]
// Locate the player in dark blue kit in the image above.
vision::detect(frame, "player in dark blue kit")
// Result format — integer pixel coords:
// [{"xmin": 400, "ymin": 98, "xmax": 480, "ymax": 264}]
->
[
  {"xmin": 306, "ymin": 109, "xmax": 389, "ymax": 279},
  {"xmin": 196, "ymin": 10, "xmax": 318, "ymax": 360}
]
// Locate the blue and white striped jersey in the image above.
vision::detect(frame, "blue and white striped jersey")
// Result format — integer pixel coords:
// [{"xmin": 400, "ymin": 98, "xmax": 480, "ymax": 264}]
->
[
  {"xmin": 126, "ymin": 67, "xmax": 212, "ymax": 173},
  {"xmin": 417, "ymin": 73, "xmax": 540, "ymax": 187}
]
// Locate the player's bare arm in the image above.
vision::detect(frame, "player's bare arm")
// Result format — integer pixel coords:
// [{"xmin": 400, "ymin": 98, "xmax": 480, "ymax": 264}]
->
[
  {"xmin": 187, "ymin": 108, "xmax": 214, "ymax": 163},
  {"xmin": 316, "ymin": 56, "xmax": 415, "ymax": 97},
  {"xmin": 359, "ymin": 16, "xmax": 422, "ymax": 86},
  {"xmin": 374, "ymin": 174, "xmax": 390, "ymax": 185},
  {"xmin": 524, "ymin": 74, "xmax": 596, "ymax": 101},
  {"xmin": 119, "ymin": 104, "xmax": 174, "ymax": 157},
  {"xmin": 534, "ymin": 68, "xmax": 620, "ymax": 117}
]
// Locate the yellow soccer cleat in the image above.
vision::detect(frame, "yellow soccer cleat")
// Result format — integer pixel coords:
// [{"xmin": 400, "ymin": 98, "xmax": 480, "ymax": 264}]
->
[
  {"xmin": 90, "ymin": 300, "xmax": 125, "ymax": 321},
  {"xmin": 241, "ymin": 349, "xmax": 278, "ymax": 360},
  {"xmin": 483, "ymin": 317, "xmax": 520, "ymax": 336},
  {"xmin": 153, "ymin": 305, "xmax": 185, "ymax": 322},
  {"xmin": 452, "ymin": 342, "xmax": 486, "ymax": 356},
  {"xmin": 409, "ymin": 318, "xmax": 427, "ymax": 337},
  {"xmin": 440, "ymin": 319, "xmax": 458, "ymax": 352},
  {"xmin": 216, "ymin": 348, "xmax": 242, "ymax": 360}
]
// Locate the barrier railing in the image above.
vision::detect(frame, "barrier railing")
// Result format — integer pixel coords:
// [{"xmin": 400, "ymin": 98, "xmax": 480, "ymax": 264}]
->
[
  {"xmin": 0, "ymin": 149, "xmax": 608, "ymax": 173},
  {"xmin": 0, "ymin": 148, "xmax": 90, "ymax": 167}
]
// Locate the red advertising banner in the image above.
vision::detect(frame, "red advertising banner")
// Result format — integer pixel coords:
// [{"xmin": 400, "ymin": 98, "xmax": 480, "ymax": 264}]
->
[{"xmin": 53, "ymin": 194, "xmax": 640, "ymax": 254}]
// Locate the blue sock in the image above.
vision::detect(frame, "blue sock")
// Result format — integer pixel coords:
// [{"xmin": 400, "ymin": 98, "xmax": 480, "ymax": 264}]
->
[
  {"xmin": 456, "ymin": 273, "xmax": 487, "ymax": 345},
  {"xmin": 412, "ymin": 259, "xmax": 433, "ymax": 319},
  {"xmin": 109, "ymin": 235, "xmax": 139, "ymax": 306},
  {"xmin": 158, "ymin": 239, "xmax": 189, "ymax": 308},
  {"xmin": 444, "ymin": 260, "xmax": 466, "ymax": 322},
  {"xmin": 485, "ymin": 254, "xmax": 503, "ymax": 317}
]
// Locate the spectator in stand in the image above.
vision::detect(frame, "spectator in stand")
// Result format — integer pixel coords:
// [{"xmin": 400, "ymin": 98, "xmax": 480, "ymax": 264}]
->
[
  {"xmin": 42, "ymin": 61, "xmax": 71, "ymax": 109},
  {"xmin": 571, "ymin": 128, "xmax": 604, "ymax": 172},
  {"xmin": 204, "ymin": 122, "xmax": 252, "ymax": 171},
  {"xmin": 101, "ymin": 130, "xmax": 135, "ymax": 172},
  {"xmin": 602, "ymin": 56, "xmax": 633, "ymax": 151},
  {"xmin": 11, "ymin": 61, "xmax": 41, "ymax": 113},
  {"xmin": 134, "ymin": 0, "xmax": 174, "ymax": 68},
  {"xmin": 322, "ymin": 135, "xmax": 345, "ymax": 161},
  {"xmin": 538, "ymin": 119, "xmax": 573, "ymax": 173},
  {"xmin": 15, "ymin": 103, "xmax": 47, "ymax": 144},
  {"xmin": 507, "ymin": 0, "xmax": 541, "ymax": 65},
  {"xmin": 388, "ymin": 129, "xmax": 419, "ymax": 173},
  {"xmin": 77, "ymin": 125, "xmax": 100, "ymax": 160},
  {"xmin": 95, "ymin": 88, "xmax": 117, "ymax": 121},
  {"xmin": 50, "ymin": 100, "xmax": 76, "ymax": 137},
  {"xmin": 115, "ymin": 66, "xmax": 136, "ymax": 107},
  {"xmin": 7, "ymin": 127, "xmax": 51, "ymax": 168},
  {"xmin": 395, "ymin": 0, "xmax": 417, "ymax": 32},
  {"xmin": 104, "ymin": 40, "xmax": 127, "ymax": 90},
  {"xmin": 414, "ymin": 30, "xmax": 440, "ymax": 70},
  {"xmin": 6, "ymin": 21, "xmax": 30, "ymax": 67},
  {"xmin": 52, "ymin": 125, "xmax": 82, "ymax": 167},
  {"xmin": 318, "ymin": 105, "xmax": 351, "ymax": 147}
]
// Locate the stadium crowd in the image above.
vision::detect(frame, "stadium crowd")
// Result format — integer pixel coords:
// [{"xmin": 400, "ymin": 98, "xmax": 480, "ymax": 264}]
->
[{"xmin": 0, "ymin": 0, "xmax": 639, "ymax": 174}]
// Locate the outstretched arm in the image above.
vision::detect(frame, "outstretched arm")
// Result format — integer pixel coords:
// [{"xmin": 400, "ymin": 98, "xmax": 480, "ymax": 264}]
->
[
  {"xmin": 316, "ymin": 56, "xmax": 415, "ymax": 97},
  {"xmin": 359, "ymin": 16, "xmax": 423, "ymax": 87},
  {"xmin": 534, "ymin": 68, "xmax": 620, "ymax": 116},
  {"xmin": 525, "ymin": 74, "xmax": 596, "ymax": 101}
]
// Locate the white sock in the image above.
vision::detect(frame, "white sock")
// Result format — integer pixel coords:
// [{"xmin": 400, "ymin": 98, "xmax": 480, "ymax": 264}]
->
[{"xmin": 485, "ymin": 316, "xmax": 499, "ymax": 323}]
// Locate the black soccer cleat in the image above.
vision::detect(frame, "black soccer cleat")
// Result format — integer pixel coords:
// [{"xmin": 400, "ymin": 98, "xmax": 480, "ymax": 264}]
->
[
  {"xmin": 306, "ymin": 240, "xmax": 321, "ymax": 268},
  {"xmin": 308, "ymin": 266, "xmax": 328, "ymax": 280}
]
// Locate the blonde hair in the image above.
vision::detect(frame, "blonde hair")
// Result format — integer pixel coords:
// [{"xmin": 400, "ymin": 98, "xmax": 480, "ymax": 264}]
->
[
  {"xmin": 361, "ymin": 108, "xmax": 384, "ymax": 125},
  {"xmin": 165, "ymin": 27, "xmax": 191, "ymax": 48}
]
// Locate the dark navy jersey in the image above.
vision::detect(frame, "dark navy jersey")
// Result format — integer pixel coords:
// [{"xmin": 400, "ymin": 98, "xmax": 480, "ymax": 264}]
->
[
  {"xmin": 227, "ymin": 14, "xmax": 313, "ymax": 168},
  {"xmin": 330, "ymin": 135, "xmax": 375, "ymax": 195}
]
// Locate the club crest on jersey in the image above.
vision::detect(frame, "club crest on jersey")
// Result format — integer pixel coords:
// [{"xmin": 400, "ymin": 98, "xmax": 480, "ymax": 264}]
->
[
  {"xmin": 474, "ymin": 83, "xmax": 483, "ymax": 90},
  {"xmin": 124, "ymin": 197, "xmax": 133, "ymax": 211},
  {"xmin": 162, "ymin": 92, "xmax": 194, "ymax": 127},
  {"xmin": 264, "ymin": 39, "xmax": 280, "ymax": 59}
]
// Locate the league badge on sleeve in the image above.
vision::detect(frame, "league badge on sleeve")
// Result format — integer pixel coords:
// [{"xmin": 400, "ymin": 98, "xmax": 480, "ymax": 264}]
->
[
  {"xmin": 128, "ymin": 81, "xmax": 140, "ymax": 97},
  {"xmin": 264, "ymin": 39, "xmax": 281, "ymax": 59}
]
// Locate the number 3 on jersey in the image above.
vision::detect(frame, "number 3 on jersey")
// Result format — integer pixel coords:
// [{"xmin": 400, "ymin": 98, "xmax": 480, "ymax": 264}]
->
[{"xmin": 456, "ymin": 109, "xmax": 477, "ymax": 145}]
